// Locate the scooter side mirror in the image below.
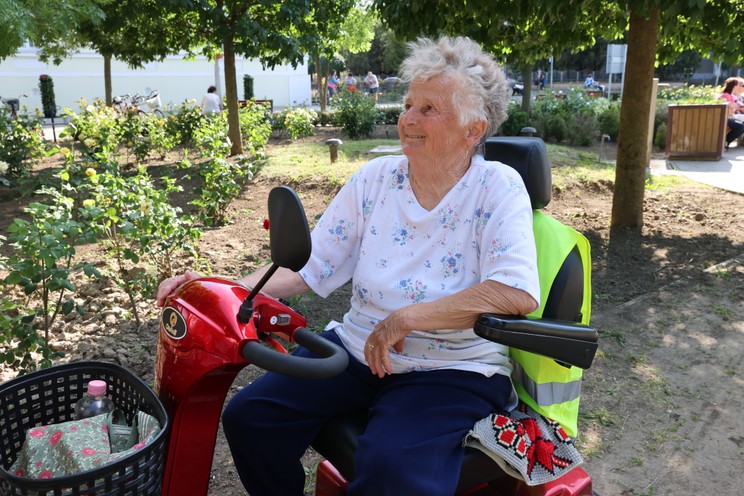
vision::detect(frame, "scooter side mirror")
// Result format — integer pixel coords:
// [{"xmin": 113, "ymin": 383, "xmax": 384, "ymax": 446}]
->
[
  {"xmin": 267, "ymin": 186, "xmax": 312, "ymax": 271},
  {"xmin": 237, "ymin": 186, "xmax": 311, "ymax": 322}
]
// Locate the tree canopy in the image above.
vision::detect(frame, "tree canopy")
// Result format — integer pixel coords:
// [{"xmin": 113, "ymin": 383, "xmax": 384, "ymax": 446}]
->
[
  {"xmin": 0, "ymin": 0, "xmax": 107, "ymax": 60},
  {"xmin": 165, "ymin": 0, "xmax": 359, "ymax": 155},
  {"xmin": 372, "ymin": 0, "xmax": 744, "ymax": 229}
]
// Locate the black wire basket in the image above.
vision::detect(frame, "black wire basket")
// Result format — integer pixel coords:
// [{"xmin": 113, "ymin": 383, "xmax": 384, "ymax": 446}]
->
[{"xmin": 0, "ymin": 361, "xmax": 168, "ymax": 496}]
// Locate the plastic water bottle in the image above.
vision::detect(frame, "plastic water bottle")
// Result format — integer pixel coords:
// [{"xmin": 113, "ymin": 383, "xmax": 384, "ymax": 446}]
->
[{"xmin": 74, "ymin": 380, "xmax": 115, "ymax": 419}]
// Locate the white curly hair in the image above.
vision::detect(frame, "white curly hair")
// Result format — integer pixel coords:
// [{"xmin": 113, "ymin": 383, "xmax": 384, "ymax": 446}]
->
[{"xmin": 399, "ymin": 36, "xmax": 510, "ymax": 147}]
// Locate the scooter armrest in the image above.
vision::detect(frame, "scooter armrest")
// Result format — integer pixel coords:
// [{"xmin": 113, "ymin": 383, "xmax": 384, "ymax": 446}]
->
[{"xmin": 474, "ymin": 314, "xmax": 598, "ymax": 369}]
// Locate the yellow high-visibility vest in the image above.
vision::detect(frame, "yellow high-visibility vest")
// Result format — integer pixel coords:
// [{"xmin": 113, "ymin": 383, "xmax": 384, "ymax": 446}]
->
[{"xmin": 510, "ymin": 211, "xmax": 592, "ymax": 438}]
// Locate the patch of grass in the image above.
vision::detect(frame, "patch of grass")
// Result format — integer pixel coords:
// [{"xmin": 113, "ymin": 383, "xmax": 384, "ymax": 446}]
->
[
  {"xmin": 599, "ymin": 327, "xmax": 626, "ymax": 346},
  {"xmin": 712, "ymin": 303, "xmax": 734, "ymax": 321},
  {"xmin": 581, "ymin": 408, "xmax": 617, "ymax": 427},
  {"xmin": 262, "ymin": 138, "xmax": 399, "ymax": 185},
  {"xmin": 645, "ymin": 173, "xmax": 700, "ymax": 191}
]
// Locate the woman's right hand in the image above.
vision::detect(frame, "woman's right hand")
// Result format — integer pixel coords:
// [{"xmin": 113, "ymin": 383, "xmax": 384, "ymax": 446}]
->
[{"xmin": 156, "ymin": 270, "xmax": 203, "ymax": 307}]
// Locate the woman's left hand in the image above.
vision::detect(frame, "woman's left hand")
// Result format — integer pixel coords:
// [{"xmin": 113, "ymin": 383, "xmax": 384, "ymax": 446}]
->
[{"xmin": 364, "ymin": 309, "xmax": 412, "ymax": 378}]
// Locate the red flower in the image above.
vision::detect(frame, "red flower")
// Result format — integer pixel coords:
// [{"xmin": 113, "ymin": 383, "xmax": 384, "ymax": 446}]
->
[
  {"xmin": 30, "ymin": 428, "xmax": 46, "ymax": 438},
  {"xmin": 39, "ymin": 470, "xmax": 54, "ymax": 479},
  {"xmin": 263, "ymin": 218, "xmax": 270, "ymax": 230},
  {"xmin": 49, "ymin": 431, "xmax": 63, "ymax": 446}
]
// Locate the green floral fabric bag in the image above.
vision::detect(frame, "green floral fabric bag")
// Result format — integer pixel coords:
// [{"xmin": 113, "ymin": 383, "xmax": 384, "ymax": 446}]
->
[{"xmin": 10, "ymin": 410, "xmax": 160, "ymax": 479}]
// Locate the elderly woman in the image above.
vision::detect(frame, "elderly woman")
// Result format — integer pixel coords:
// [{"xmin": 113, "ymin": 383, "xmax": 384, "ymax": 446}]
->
[{"xmin": 157, "ymin": 36, "xmax": 539, "ymax": 495}]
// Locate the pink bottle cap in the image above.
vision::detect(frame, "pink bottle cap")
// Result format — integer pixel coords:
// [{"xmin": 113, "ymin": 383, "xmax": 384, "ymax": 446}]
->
[{"xmin": 87, "ymin": 380, "xmax": 107, "ymax": 396}]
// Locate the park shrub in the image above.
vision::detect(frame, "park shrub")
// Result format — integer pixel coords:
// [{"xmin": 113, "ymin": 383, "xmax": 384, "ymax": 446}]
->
[
  {"xmin": 83, "ymin": 167, "xmax": 201, "ymax": 326},
  {"xmin": 377, "ymin": 105, "xmax": 403, "ymax": 125},
  {"xmin": 166, "ymin": 100, "xmax": 203, "ymax": 145},
  {"xmin": 146, "ymin": 113, "xmax": 180, "ymax": 159},
  {"xmin": 117, "ymin": 109, "xmax": 151, "ymax": 164},
  {"xmin": 0, "ymin": 293, "xmax": 45, "ymax": 374},
  {"xmin": 567, "ymin": 110, "xmax": 599, "ymax": 146},
  {"xmin": 182, "ymin": 155, "xmax": 258, "ymax": 227},
  {"xmin": 654, "ymin": 122, "xmax": 667, "ymax": 150},
  {"xmin": 39, "ymin": 74, "xmax": 57, "ymax": 119},
  {"xmin": 317, "ymin": 110, "xmax": 338, "ymax": 127},
  {"xmin": 498, "ymin": 102, "xmax": 531, "ymax": 136},
  {"xmin": 657, "ymin": 84, "xmax": 718, "ymax": 104},
  {"xmin": 0, "ymin": 108, "xmax": 46, "ymax": 179},
  {"xmin": 280, "ymin": 106, "xmax": 318, "ymax": 140},
  {"xmin": 61, "ymin": 100, "xmax": 122, "ymax": 164},
  {"xmin": 3, "ymin": 186, "xmax": 100, "ymax": 370},
  {"xmin": 239, "ymin": 101, "xmax": 272, "ymax": 154},
  {"xmin": 597, "ymin": 102, "xmax": 621, "ymax": 141},
  {"xmin": 331, "ymin": 89, "xmax": 379, "ymax": 140},
  {"xmin": 192, "ymin": 111, "xmax": 231, "ymax": 158}
]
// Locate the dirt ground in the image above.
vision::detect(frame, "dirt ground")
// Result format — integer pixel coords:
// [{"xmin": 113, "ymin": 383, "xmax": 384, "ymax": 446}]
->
[{"xmin": 1, "ymin": 129, "xmax": 743, "ymax": 496}]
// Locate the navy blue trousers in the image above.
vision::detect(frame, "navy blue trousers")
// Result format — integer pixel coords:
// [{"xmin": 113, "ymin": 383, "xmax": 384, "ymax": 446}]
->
[
  {"xmin": 222, "ymin": 330, "xmax": 512, "ymax": 496},
  {"xmin": 726, "ymin": 118, "xmax": 744, "ymax": 145}
]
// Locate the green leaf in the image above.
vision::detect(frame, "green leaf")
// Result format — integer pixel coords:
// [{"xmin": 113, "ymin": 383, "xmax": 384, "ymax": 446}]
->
[
  {"xmin": 62, "ymin": 299, "xmax": 74, "ymax": 315},
  {"xmin": 4, "ymin": 271, "xmax": 23, "ymax": 285}
]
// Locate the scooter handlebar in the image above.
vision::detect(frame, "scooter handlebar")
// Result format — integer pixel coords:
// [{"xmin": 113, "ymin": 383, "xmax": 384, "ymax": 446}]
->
[{"xmin": 241, "ymin": 328, "xmax": 348, "ymax": 379}]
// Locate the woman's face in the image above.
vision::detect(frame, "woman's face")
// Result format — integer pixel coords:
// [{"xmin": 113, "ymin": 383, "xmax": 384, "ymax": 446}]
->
[{"xmin": 398, "ymin": 74, "xmax": 484, "ymax": 165}]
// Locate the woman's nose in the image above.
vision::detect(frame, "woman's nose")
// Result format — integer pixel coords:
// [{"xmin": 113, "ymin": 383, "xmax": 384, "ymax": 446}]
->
[{"xmin": 399, "ymin": 107, "xmax": 417, "ymax": 125}]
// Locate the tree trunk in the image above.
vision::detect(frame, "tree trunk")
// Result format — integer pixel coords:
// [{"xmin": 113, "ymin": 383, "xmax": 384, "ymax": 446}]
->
[
  {"xmin": 104, "ymin": 54, "xmax": 112, "ymax": 106},
  {"xmin": 317, "ymin": 54, "xmax": 327, "ymax": 112},
  {"xmin": 611, "ymin": 8, "xmax": 660, "ymax": 229},
  {"xmin": 521, "ymin": 62, "xmax": 533, "ymax": 112},
  {"xmin": 223, "ymin": 37, "xmax": 243, "ymax": 156}
]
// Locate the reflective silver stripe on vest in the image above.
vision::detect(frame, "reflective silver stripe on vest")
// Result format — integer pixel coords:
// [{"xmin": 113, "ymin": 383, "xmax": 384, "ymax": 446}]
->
[{"xmin": 511, "ymin": 362, "xmax": 582, "ymax": 406}]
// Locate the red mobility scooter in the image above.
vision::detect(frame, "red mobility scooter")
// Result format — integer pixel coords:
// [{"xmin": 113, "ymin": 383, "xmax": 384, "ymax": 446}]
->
[
  {"xmin": 0, "ymin": 137, "xmax": 597, "ymax": 496},
  {"xmin": 152, "ymin": 137, "xmax": 599, "ymax": 496}
]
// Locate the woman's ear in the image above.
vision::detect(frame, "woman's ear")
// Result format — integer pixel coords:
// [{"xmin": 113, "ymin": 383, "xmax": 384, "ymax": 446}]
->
[{"xmin": 467, "ymin": 120, "xmax": 488, "ymax": 146}]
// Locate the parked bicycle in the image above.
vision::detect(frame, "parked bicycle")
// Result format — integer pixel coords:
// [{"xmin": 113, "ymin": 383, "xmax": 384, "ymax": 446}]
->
[
  {"xmin": 112, "ymin": 93, "xmax": 136, "ymax": 113},
  {"xmin": 112, "ymin": 90, "xmax": 165, "ymax": 117},
  {"xmin": 132, "ymin": 90, "xmax": 166, "ymax": 117},
  {"xmin": 1, "ymin": 94, "xmax": 27, "ymax": 119}
]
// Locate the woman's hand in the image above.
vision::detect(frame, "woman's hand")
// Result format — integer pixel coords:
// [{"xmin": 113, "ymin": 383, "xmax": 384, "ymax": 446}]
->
[
  {"xmin": 156, "ymin": 270, "xmax": 203, "ymax": 307},
  {"xmin": 364, "ymin": 308, "xmax": 412, "ymax": 378}
]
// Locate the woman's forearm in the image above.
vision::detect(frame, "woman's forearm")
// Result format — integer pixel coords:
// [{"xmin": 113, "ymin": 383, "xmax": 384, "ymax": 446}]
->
[
  {"xmin": 403, "ymin": 280, "xmax": 538, "ymax": 332},
  {"xmin": 236, "ymin": 265, "xmax": 310, "ymax": 299}
]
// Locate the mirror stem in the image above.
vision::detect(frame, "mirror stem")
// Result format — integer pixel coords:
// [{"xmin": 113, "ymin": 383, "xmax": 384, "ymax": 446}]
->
[{"xmin": 238, "ymin": 264, "xmax": 279, "ymax": 323}]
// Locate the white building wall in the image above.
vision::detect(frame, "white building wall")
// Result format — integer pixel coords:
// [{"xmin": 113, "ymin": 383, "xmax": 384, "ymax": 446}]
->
[{"xmin": 0, "ymin": 45, "xmax": 311, "ymax": 116}]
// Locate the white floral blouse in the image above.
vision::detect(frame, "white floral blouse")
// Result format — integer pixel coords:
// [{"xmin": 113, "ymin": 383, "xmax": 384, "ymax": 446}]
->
[{"xmin": 299, "ymin": 154, "xmax": 539, "ymax": 381}]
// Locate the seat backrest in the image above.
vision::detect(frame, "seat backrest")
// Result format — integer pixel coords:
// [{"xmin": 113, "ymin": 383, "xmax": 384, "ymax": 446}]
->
[{"xmin": 483, "ymin": 136, "xmax": 585, "ymax": 323}]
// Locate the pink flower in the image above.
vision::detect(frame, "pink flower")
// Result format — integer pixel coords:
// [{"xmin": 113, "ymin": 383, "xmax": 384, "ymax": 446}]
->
[
  {"xmin": 14, "ymin": 469, "xmax": 25, "ymax": 476},
  {"xmin": 30, "ymin": 428, "xmax": 46, "ymax": 438},
  {"xmin": 102, "ymin": 425, "xmax": 108, "ymax": 433},
  {"xmin": 133, "ymin": 441, "xmax": 147, "ymax": 450},
  {"xmin": 39, "ymin": 470, "xmax": 54, "ymax": 479},
  {"xmin": 70, "ymin": 426, "xmax": 78, "ymax": 431},
  {"xmin": 49, "ymin": 432, "xmax": 63, "ymax": 446},
  {"xmin": 82, "ymin": 448, "xmax": 97, "ymax": 456}
]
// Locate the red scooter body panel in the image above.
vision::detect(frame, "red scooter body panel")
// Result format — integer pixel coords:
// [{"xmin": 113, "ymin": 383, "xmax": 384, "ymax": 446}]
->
[
  {"xmin": 154, "ymin": 278, "xmax": 306, "ymax": 496},
  {"xmin": 315, "ymin": 460, "xmax": 593, "ymax": 496}
]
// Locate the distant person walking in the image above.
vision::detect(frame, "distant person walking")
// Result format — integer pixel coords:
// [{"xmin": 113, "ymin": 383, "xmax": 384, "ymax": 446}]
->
[
  {"xmin": 200, "ymin": 85, "xmax": 222, "ymax": 116},
  {"xmin": 327, "ymin": 70, "xmax": 340, "ymax": 99},
  {"xmin": 364, "ymin": 71, "xmax": 380, "ymax": 103},
  {"xmin": 345, "ymin": 73, "xmax": 357, "ymax": 93}
]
